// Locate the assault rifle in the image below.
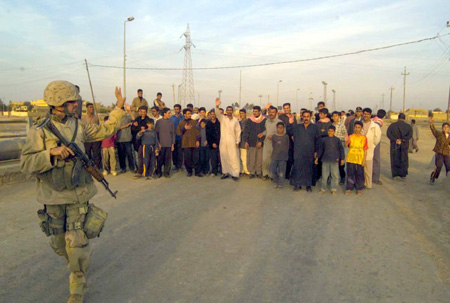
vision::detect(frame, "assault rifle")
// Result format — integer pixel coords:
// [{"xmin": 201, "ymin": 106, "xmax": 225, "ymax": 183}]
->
[{"xmin": 40, "ymin": 118, "xmax": 118, "ymax": 199}]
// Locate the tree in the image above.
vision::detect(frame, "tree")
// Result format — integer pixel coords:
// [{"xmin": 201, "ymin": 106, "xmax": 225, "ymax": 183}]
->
[{"xmin": 433, "ymin": 108, "xmax": 442, "ymax": 112}]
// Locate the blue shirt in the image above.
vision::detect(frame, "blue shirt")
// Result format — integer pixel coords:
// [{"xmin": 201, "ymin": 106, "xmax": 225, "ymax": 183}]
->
[{"xmin": 170, "ymin": 114, "xmax": 184, "ymax": 141}]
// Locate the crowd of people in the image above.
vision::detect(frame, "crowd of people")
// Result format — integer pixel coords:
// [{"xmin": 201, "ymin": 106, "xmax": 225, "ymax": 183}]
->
[{"xmin": 83, "ymin": 89, "xmax": 450, "ymax": 194}]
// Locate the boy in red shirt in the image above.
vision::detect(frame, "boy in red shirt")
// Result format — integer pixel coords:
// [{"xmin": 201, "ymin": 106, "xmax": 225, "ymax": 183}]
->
[{"xmin": 101, "ymin": 116, "xmax": 118, "ymax": 176}]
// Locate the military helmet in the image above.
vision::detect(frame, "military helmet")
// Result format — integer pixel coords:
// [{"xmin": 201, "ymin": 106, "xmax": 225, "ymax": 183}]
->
[{"xmin": 43, "ymin": 80, "xmax": 81, "ymax": 107}]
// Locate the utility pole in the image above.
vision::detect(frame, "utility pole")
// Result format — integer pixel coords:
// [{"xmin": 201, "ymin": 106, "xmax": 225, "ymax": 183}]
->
[
  {"xmin": 277, "ymin": 80, "xmax": 282, "ymax": 108},
  {"xmin": 180, "ymin": 24, "xmax": 195, "ymax": 106},
  {"xmin": 331, "ymin": 89, "xmax": 336, "ymax": 111},
  {"xmin": 239, "ymin": 70, "xmax": 242, "ymax": 108},
  {"xmin": 381, "ymin": 93, "xmax": 385, "ymax": 109},
  {"xmin": 218, "ymin": 90, "xmax": 222, "ymax": 100},
  {"xmin": 447, "ymin": 85, "xmax": 450, "ymax": 122},
  {"xmin": 258, "ymin": 95, "xmax": 263, "ymax": 106},
  {"xmin": 401, "ymin": 66, "xmax": 409, "ymax": 113},
  {"xmin": 296, "ymin": 88, "xmax": 300, "ymax": 111},
  {"xmin": 123, "ymin": 16, "xmax": 135, "ymax": 99},
  {"xmin": 309, "ymin": 92, "xmax": 313, "ymax": 110},
  {"xmin": 84, "ymin": 59, "xmax": 99, "ymax": 121},
  {"xmin": 322, "ymin": 81, "xmax": 328, "ymax": 106},
  {"xmin": 389, "ymin": 86, "xmax": 395, "ymax": 114},
  {"xmin": 172, "ymin": 83, "xmax": 176, "ymax": 105}
]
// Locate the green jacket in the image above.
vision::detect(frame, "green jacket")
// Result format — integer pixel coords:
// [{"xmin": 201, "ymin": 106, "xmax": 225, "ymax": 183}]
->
[{"xmin": 20, "ymin": 107, "xmax": 125, "ymax": 205}]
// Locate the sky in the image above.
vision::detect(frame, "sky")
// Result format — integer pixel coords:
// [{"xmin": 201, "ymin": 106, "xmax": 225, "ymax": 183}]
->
[{"xmin": 0, "ymin": 0, "xmax": 449, "ymax": 112}]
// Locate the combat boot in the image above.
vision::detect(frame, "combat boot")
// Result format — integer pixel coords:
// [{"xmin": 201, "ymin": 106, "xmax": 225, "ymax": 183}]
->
[{"xmin": 67, "ymin": 294, "xmax": 84, "ymax": 303}]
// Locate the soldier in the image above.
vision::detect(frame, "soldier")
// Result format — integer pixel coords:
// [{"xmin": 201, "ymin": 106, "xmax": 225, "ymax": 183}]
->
[{"xmin": 20, "ymin": 80, "xmax": 127, "ymax": 303}]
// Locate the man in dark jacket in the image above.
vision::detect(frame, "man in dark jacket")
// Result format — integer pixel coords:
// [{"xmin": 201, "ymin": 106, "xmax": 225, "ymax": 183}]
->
[
  {"xmin": 206, "ymin": 110, "xmax": 221, "ymax": 176},
  {"xmin": 131, "ymin": 106, "xmax": 152, "ymax": 152},
  {"xmin": 278, "ymin": 103, "xmax": 296, "ymax": 179},
  {"xmin": 176, "ymin": 108, "xmax": 201, "ymax": 177},
  {"xmin": 244, "ymin": 106, "xmax": 266, "ymax": 178}
]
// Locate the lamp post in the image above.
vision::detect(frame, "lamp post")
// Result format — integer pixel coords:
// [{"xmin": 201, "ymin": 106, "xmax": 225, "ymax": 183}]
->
[
  {"xmin": 123, "ymin": 16, "xmax": 135, "ymax": 99},
  {"xmin": 331, "ymin": 89, "xmax": 336, "ymax": 111},
  {"xmin": 277, "ymin": 80, "xmax": 283, "ymax": 108},
  {"xmin": 296, "ymin": 88, "xmax": 300, "ymax": 111},
  {"xmin": 218, "ymin": 90, "xmax": 222, "ymax": 100},
  {"xmin": 258, "ymin": 95, "xmax": 263, "ymax": 106},
  {"xmin": 322, "ymin": 81, "xmax": 328, "ymax": 106}
]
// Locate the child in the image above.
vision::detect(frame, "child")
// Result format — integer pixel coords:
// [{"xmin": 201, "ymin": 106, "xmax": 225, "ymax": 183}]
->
[
  {"xmin": 429, "ymin": 117, "xmax": 450, "ymax": 183},
  {"xmin": 135, "ymin": 119, "xmax": 159, "ymax": 180},
  {"xmin": 101, "ymin": 116, "xmax": 118, "ymax": 176},
  {"xmin": 315, "ymin": 125, "xmax": 344, "ymax": 195},
  {"xmin": 345, "ymin": 121, "xmax": 368, "ymax": 195},
  {"xmin": 199, "ymin": 119, "xmax": 210, "ymax": 175},
  {"xmin": 271, "ymin": 122, "xmax": 289, "ymax": 189}
]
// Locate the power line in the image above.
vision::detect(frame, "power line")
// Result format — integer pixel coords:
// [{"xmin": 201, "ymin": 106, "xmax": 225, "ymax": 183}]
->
[{"xmin": 88, "ymin": 33, "xmax": 450, "ymax": 71}]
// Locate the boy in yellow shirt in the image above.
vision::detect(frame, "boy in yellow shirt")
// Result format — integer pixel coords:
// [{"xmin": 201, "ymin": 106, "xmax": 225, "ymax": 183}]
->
[{"xmin": 345, "ymin": 121, "xmax": 368, "ymax": 195}]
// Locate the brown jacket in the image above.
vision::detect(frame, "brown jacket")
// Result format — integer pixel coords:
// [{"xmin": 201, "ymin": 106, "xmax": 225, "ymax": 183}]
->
[
  {"xmin": 176, "ymin": 119, "xmax": 200, "ymax": 148},
  {"xmin": 431, "ymin": 123, "xmax": 450, "ymax": 156}
]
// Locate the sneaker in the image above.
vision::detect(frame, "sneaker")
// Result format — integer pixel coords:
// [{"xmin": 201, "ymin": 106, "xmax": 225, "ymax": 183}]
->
[
  {"xmin": 67, "ymin": 294, "xmax": 84, "ymax": 303},
  {"xmin": 306, "ymin": 186, "xmax": 312, "ymax": 192},
  {"xmin": 221, "ymin": 174, "xmax": 229, "ymax": 180},
  {"xmin": 232, "ymin": 176, "xmax": 239, "ymax": 181},
  {"xmin": 133, "ymin": 174, "xmax": 143, "ymax": 179},
  {"xmin": 102, "ymin": 171, "xmax": 108, "ymax": 176},
  {"xmin": 339, "ymin": 179, "xmax": 345, "ymax": 185},
  {"xmin": 111, "ymin": 171, "xmax": 118, "ymax": 176},
  {"xmin": 187, "ymin": 172, "xmax": 193, "ymax": 177}
]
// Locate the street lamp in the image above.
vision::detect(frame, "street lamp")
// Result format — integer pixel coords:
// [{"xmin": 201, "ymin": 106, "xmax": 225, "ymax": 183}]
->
[
  {"xmin": 123, "ymin": 16, "xmax": 135, "ymax": 99},
  {"xmin": 296, "ymin": 88, "xmax": 300, "ymax": 111},
  {"xmin": 277, "ymin": 80, "xmax": 283, "ymax": 107},
  {"xmin": 258, "ymin": 95, "xmax": 263, "ymax": 106},
  {"xmin": 322, "ymin": 81, "xmax": 328, "ymax": 106},
  {"xmin": 218, "ymin": 90, "xmax": 222, "ymax": 100},
  {"xmin": 331, "ymin": 89, "xmax": 336, "ymax": 111}
]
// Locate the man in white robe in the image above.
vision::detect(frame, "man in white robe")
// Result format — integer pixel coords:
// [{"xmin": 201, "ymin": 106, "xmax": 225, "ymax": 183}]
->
[{"xmin": 215, "ymin": 98, "xmax": 241, "ymax": 181}]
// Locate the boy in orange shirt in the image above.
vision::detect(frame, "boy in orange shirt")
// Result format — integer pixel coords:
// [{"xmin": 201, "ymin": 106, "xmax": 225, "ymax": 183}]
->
[{"xmin": 345, "ymin": 121, "xmax": 368, "ymax": 195}]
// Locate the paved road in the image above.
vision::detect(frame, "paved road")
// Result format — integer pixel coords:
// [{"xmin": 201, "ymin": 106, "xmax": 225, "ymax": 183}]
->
[{"xmin": 1, "ymin": 134, "xmax": 449, "ymax": 303}]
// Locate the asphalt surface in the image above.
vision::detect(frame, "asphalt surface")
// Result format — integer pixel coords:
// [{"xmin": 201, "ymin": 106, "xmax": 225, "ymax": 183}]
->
[{"xmin": 0, "ymin": 128, "xmax": 449, "ymax": 303}]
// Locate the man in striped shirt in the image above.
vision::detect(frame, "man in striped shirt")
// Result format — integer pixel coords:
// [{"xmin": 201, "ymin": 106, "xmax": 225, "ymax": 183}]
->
[
  {"xmin": 332, "ymin": 111, "xmax": 348, "ymax": 184},
  {"xmin": 372, "ymin": 109, "xmax": 386, "ymax": 185}
]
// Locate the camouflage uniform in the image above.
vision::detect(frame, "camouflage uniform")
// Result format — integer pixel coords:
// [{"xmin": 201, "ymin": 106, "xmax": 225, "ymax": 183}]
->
[{"xmin": 20, "ymin": 81, "xmax": 124, "ymax": 303}]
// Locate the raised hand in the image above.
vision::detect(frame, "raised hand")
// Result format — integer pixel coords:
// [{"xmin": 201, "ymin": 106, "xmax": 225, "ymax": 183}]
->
[
  {"xmin": 115, "ymin": 87, "xmax": 125, "ymax": 109},
  {"xmin": 215, "ymin": 98, "xmax": 221, "ymax": 108}
]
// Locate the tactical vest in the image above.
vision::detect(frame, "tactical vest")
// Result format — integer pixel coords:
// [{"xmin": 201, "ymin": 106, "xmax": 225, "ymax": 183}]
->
[{"xmin": 36, "ymin": 118, "xmax": 93, "ymax": 191}]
